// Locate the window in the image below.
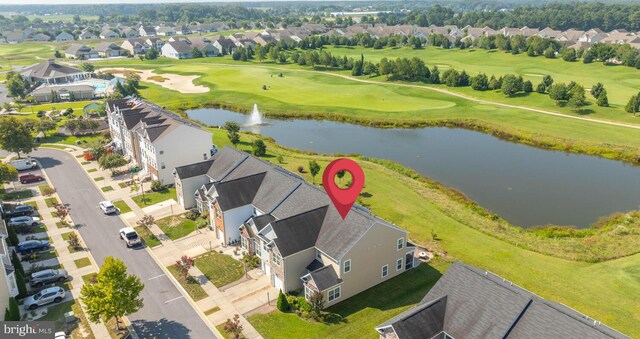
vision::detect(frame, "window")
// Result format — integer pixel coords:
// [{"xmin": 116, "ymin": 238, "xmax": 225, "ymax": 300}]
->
[
  {"xmin": 381, "ymin": 265, "xmax": 389, "ymax": 278},
  {"xmin": 215, "ymin": 207, "xmax": 222, "ymax": 219},
  {"xmin": 203, "ymin": 153, "xmax": 208, "ymax": 160},
  {"xmin": 397, "ymin": 238, "xmax": 404, "ymax": 250},
  {"xmin": 396, "ymin": 258, "xmax": 403, "ymax": 271},
  {"xmin": 273, "ymin": 252, "xmax": 282, "ymax": 267},
  {"xmin": 241, "ymin": 236, "xmax": 248, "ymax": 250},
  {"xmin": 160, "ymin": 162, "xmax": 165, "ymax": 169},
  {"xmin": 304, "ymin": 285, "xmax": 313, "ymax": 300},
  {"xmin": 159, "ymin": 150, "xmax": 164, "ymax": 155},
  {"xmin": 328, "ymin": 286, "xmax": 341, "ymax": 302},
  {"xmin": 343, "ymin": 259, "xmax": 351, "ymax": 273}
]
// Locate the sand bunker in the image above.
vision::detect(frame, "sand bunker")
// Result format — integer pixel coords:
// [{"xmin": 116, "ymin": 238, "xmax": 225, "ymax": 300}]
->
[{"xmin": 100, "ymin": 68, "xmax": 209, "ymax": 94}]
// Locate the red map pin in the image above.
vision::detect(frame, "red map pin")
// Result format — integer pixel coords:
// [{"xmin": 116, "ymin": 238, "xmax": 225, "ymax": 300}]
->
[{"xmin": 322, "ymin": 158, "xmax": 365, "ymax": 219}]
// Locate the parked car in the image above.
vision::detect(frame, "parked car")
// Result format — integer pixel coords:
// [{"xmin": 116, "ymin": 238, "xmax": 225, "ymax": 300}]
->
[
  {"xmin": 23, "ymin": 286, "xmax": 65, "ymax": 310},
  {"xmin": 99, "ymin": 201, "xmax": 118, "ymax": 214},
  {"xmin": 19, "ymin": 173, "xmax": 44, "ymax": 184},
  {"xmin": 17, "ymin": 240, "xmax": 49, "ymax": 255},
  {"xmin": 119, "ymin": 227, "xmax": 142, "ymax": 247},
  {"xmin": 54, "ymin": 332, "xmax": 67, "ymax": 339},
  {"xmin": 30, "ymin": 269, "xmax": 68, "ymax": 287},
  {"xmin": 4, "ymin": 204, "xmax": 35, "ymax": 218},
  {"xmin": 8, "ymin": 215, "xmax": 40, "ymax": 227},
  {"xmin": 9, "ymin": 158, "xmax": 38, "ymax": 171}
]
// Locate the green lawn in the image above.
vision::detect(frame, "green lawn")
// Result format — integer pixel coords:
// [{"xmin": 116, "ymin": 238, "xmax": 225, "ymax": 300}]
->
[
  {"xmin": 194, "ymin": 251, "xmax": 245, "ymax": 288},
  {"xmin": 204, "ymin": 306, "xmax": 221, "ymax": 316},
  {"xmin": 45, "ymin": 197, "xmax": 58, "ymax": 208},
  {"xmin": 118, "ymin": 182, "xmax": 128, "ymax": 189},
  {"xmin": 25, "ymin": 201, "xmax": 38, "ymax": 210},
  {"xmin": 249, "ymin": 261, "xmax": 442, "ymax": 338},
  {"xmin": 101, "ymin": 186, "xmax": 114, "ymax": 192},
  {"xmin": 87, "ymin": 168, "xmax": 97, "ymax": 173},
  {"xmin": 61, "ymin": 232, "xmax": 73, "ymax": 241},
  {"xmin": 38, "ymin": 184, "xmax": 54, "ymax": 195},
  {"xmin": 93, "ymin": 177, "xmax": 104, "ymax": 182},
  {"xmin": 156, "ymin": 214, "xmax": 197, "ymax": 240},
  {"xmin": 113, "ymin": 200, "xmax": 132, "ymax": 214},
  {"xmin": 0, "ymin": 189, "xmax": 34, "ymax": 200},
  {"xmin": 82, "ymin": 273, "xmax": 97, "ymax": 285},
  {"xmin": 131, "ymin": 188, "xmax": 177, "ymax": 207},
  {"xmin": 74, "ymin": 257, "xmax": 92, "ymax": 269},
  {"xmin": 134, "ymin": 226, "xmax": 160, "ymax": 248},
  {"xmin": 167, "ymin": 265, "xmax": 208, "ymax": 301}
]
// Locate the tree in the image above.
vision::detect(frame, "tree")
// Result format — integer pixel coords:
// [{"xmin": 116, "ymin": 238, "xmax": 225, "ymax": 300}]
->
[
  {"xmin": 67, "ymin": 232, "xmax": 81, "ymax": 250},
  {"xmin": 79, "ymin": 62, "xmax": 95, "ymax": 72},
  {"xmin": 471, "ymin": 73, "xmax": 488, "ymax": 91},
  {"xmin": 561, "ymin": 48, "xmax": 577, "ymax": 61},
  {"xmin": 136, "ymin": 215, "xmax": 155, "ymax": 229},
  {"xmin": 596, "ymin": 90, "xmax": 609, "ymax": 107},
  {"xmin": 15, "ymin": 271, "xmax": 27, "ymax": 298},
  {"xmin": 501, "ymin": 74, "xmax": 519, "ymax": 97},
  {"xmin": 54, "ymin": 204, "xmax": 70, "ymax": 225},
  {"xmin": 522, "ymin": 80, "xmax": 533, "ymax": 93},
  {"xmin": 276, "ymin": 290, "xmax": 290, "ymax": 312},
  {"xmin": 568, "ymin": 85, "xmax": 587, "ymax": 112},
  {"xmin": 191, "ymin": 47, "xmax": 203, "ymax": 58},
  {"xmin": 429, "ymin": 66, "xmax": 440, "ymax": 84},
  {"xmin": 5, "ymin": 72, "xmax": 27, "ymax": 98},
  {"xmin": 174, "ymin": 255, "xmax": 194, "ymax": 281},
  {"xmin": 591, "ymin": 82, "xmax": 604, "ymax": 99},
  {"xmin": 224, "ymin": 121, "xmax": 241, "ymax": 146},
  {"xmin": 98, "ymin": 153, "xmax": 128, "ymax": 175},
  {"xmin": 145, "ymin": 48, "xmax": 158, "ymax": 60},
  {"xmin": 5, "ymin": 297, "xmax": 19, "ymax": 321},
  {"xmin": 308, "ymin": 160, "xmax": 321, "ymax": 184},
  {"xmin": 81, "ymin": 257, "xmax": 144, "ymax": 331},
  {"xmin": 543, "ymin": 47, "xmax": 556, "ymax": 58},
  {"xmin": 542, "ymin": 75, "xmax": 554, "ymax": 88},
  {"xmin": 625, "ymin": 94, "xmax": 639, "ymax": 115},
  {"xmin": 309, "ymin": 290, "xmax": 324, "ymax": 319},
  {"xmin": 549, "ymin": 83, "xmax": 568, "ymax": 104},
  {"xmin": 0, "ymin": 163, "xmax": 18, "ymax": 184},
  {"xmin": 223, "ymin": 314, "xmax": 243, "ymax": 339},
  {"xmin": 0, "ymin": 117, "xmax": 36, "ymax": 158},
  {"xmin": 252, "ymin": 139, "xmax": 266, "ymax": 157},
  {"xmin": 125, "ymin": 73, "xmax": 141, "ymax": 88},
  {"xmin": 35, "ymin": 119, "xmax": 57, "ymax": 137}
]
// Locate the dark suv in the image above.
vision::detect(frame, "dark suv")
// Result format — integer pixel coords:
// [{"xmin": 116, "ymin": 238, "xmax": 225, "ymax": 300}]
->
[{"xmin": 4, "ymin": 204, "xmax": 35, "ymax": 218}]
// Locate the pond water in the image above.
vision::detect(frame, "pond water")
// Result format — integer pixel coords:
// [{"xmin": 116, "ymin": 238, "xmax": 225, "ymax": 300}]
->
[{"xmin": 188, "ymin": 108, "xmax": 640, "ymax": 228}]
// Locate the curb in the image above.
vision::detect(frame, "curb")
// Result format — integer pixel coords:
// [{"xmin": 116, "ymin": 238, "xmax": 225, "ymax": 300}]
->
[{"xmin": 61, "ymin": 145, "xmax": 223, "ymax": 338}]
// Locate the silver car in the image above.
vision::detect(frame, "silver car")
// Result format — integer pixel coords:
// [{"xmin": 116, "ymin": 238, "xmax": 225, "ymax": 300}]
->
[
  {"xmin": 24, "ymin": 286, "xmax": 65, "ymax": 310},
  {"xmin": 8, "ymin": 215, "xmax": 41, "ymax": 227},
  {"xmin": 99, "ymin": 201, "xmax": 118, "ymax": 214},
  {"xmin": 30, "ymin": 269, "xmax": 68, "ymax": 287}
]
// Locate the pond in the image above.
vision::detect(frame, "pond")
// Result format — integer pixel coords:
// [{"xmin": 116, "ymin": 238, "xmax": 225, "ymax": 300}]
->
[{"xmin": 187, "ymin": 108, "xmax": 640, "ymax": 228}]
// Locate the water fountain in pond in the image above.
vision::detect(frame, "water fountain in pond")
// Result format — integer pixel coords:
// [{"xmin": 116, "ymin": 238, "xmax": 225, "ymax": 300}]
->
[{"xmin": 247, "ymin": 104, "xmax": 263, "ymax": 126}]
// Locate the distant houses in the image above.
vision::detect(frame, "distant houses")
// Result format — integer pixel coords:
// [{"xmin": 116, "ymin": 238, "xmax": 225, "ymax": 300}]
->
[
  {"xmin": 161, "ymin": 41, "xmax": 193, "ymax": 59},
  {"xmin": 55, "ymin": 32, "xmax": 74, "ymax": 42},
  {"xmin": 65, "ymin": 44, "xmax": 99, "ymax": 59}
]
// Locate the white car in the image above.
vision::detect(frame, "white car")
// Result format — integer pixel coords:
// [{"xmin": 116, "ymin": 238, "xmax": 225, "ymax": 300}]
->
[
  {"xmin": 99, "ymin": 201, "xmax": 118, "ymax": 214},
  {"xmin": 119, "ymin": 227, "xmax": 142, "ymax": 247},
  {"xmin": 55, "ymin": 332, "xmax": 67, "ymax": 339},
  {"xmin": 23, "ymin": 286, "xmax": 65, "ymax": 310},
  {"xmin": 8, "ymin": 216, "xmax": 41, "ymax": 227}
]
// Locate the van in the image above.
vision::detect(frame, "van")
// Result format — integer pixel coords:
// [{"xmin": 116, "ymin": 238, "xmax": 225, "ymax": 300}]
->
[{"xmin": 9, "ymin": 159, "xmax": 38, "ymax": 171}]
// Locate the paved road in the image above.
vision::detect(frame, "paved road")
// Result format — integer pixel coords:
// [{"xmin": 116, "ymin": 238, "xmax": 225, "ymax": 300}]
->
[{"xmin": 34, "ymin": 148, "xmax": 216, "ymax": 339}]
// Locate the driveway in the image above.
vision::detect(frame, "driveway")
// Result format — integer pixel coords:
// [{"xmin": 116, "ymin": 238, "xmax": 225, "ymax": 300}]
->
[{"xmin": 33, "ymin": 148, "xmax": 217, "ymax": 339}]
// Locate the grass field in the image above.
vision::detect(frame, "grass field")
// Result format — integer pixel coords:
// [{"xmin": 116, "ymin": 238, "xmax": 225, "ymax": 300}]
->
[
  {"xmin": 206, "ymin": 131, "xmax": 640, "ymax": 337},
  {"xmin": 194, "ymin": 251, "xmax": 245, "ymax": 288},
  {"xmin": 92, "ymin": 58, "xmax": 640, "ymax": 165},
  {"xmin": 156, "ymin": 214, "xmax": 197, "ymax": 240},
  {"xmin": 131, "ymin": 188, "xmax": 177, "ymax": 207}
]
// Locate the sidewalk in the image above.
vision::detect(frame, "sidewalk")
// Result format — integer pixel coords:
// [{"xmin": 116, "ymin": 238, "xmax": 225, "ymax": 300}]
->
[
  {"xmin": 14, "ymin": 167, "xmax": 111, "ymax": 338},
  {"xmin": 64, "ymin": 145, "xmax": 267, "ymax": 338}
]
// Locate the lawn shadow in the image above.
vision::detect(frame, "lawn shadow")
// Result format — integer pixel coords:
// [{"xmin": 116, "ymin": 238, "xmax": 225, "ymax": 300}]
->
[
  {"xmin": 327, "ymin": 263, "xmax": 442, "ymax": 318},
  {"xmin": 131, "ymin": 318, "xmax": 191, "ymax": 339}
]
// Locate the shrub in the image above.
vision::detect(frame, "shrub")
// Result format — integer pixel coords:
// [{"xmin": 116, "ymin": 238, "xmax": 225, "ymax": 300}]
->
[
  {"xmin": 5, "ymin": 297, "xmax": 19, "ymax": 321},
  {"xmin": 276, "ymin": 155, "xmax": 284, "ymax": 164},
  {"xmin": 7, "ymin": 227, "xmax": 18, "ymax": 246},
  {"xmin": 15, "ymin": 270, "xmax": 27, "ymax": 298},
  {"xmin": 67, "ymin": 232, "xmax": 81, "ymax": 250},
  {"xmin": 286, "ymin": 295, "xmax": 297, "ymax": 308},
  {"xmin": 11, "ymin": 250, "xmax": 23, "ymax": 276},
  {"xmin": 277, "ymin": 290, "xmax": 290, "ymax": 312},
  {"xmin": 185, "ymin": 208, "xmax": 200, "ymax": 220},
  {"xmin": 297, "ymin": 165, "xmax": 305, "ymax": 173},
  {"xmin": 296, "ymin": 296, "xmax": 311, "ymax": 312},
  {"xmin": 150, "ymin": 180, "xmax": 166, "ymax": 192}
]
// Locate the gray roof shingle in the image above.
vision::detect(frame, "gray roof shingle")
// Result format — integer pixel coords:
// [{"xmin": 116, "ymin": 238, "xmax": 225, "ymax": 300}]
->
[
  {"xmin": 174, "ymin": 159, "xmax": 214, "ymax": 179},
  {"xmin": 308, "ymin": 265, "xmax": 341, "ymax": 291},
  {"xmin": 376, "ymin": 262, "xmax": 629, "ymax": 339}
]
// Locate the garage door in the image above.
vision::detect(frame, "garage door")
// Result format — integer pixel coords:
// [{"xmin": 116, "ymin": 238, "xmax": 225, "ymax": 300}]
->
[{"xmin": 274, "ymin": 276, "xmax": 284, "ymax": 291}]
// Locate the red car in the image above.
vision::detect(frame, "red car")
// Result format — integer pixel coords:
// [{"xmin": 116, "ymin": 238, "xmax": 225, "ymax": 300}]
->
[{"xmin": 19, "ymin": 174, "xmax": 44, "ymax": 184}]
